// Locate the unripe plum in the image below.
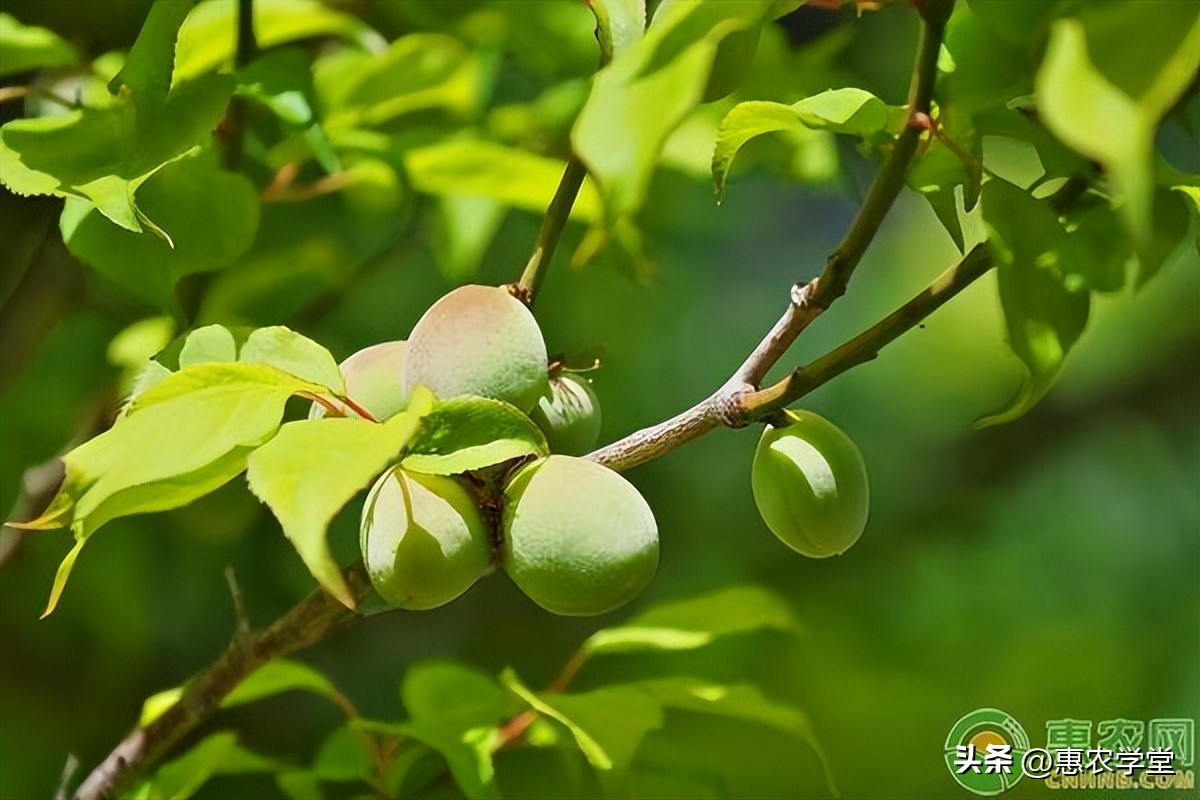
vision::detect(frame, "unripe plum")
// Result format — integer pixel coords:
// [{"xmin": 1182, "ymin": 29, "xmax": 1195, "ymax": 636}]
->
[
  {"xmin": 529, "ymin": 372, "xmax": 602, "ymax": 456},
  {"xmin": 751, "ymin": 410, "xmax": 869, "ymax": 558},
  {"xmin": 501, "ymin": 455, "xmax": 658, "ymax": 616},
  {"xmin": 360, "ymin": 467, "xmax": 492, "ymax": 610},
  {"xmin": 404, "ymin": 285, "xmax": 549, "ymax": 412},
  {"xmin": 310, "ymin": 340, "xmax": 408, "ymax": 421}
]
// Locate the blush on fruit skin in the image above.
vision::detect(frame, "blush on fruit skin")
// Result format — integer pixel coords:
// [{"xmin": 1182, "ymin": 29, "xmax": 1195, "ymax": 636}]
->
[
  {"xmin": 309, "ymin": 340, "xmax": 408, "ymax": 421},
  {"xmin": 751, "ymin": 410, "xmax": 869, "ymax": 558},
  {"xmin": 360, "ymin": 467, "xmax": 492, "ymax": 610},
  {"xmin": 500, "ymin": 455, "xmax": 659, "ymax": 617},
  {"xmin": 529, "ymin": 372, "xmax": 602, "ymax": 456},
  {"xmin": 403, "ymin": 285, "xmax": 549, "ymax": 413}
]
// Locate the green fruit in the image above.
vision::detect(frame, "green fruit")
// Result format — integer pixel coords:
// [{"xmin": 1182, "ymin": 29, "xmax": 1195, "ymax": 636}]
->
[
  {"xmin": 751, "ymin": 410, "xmax": 869, "ymax": 558},
  {"xmin": 360, "ymin": 467, "xmax": 492, "ymax": 610},
  {"xmin": 501, "ymin": 455, "xmax": 658, "ymax": 616},
  {"xmin": 404, "ymin": 285, "xmax": 549, "ymax": 412},
  {"xmin": 529, "ymin": 372, "xmax": 602, "ymax": 456},
  {"xmin": 310, "ymin": 340, "xmax": 407, "ymax": 421}
]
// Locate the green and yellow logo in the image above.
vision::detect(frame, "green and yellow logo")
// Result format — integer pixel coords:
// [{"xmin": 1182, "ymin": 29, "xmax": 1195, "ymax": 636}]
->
[{"xmin": 945, "ymin": 708, "xmax": 1030, "ymax": 796}]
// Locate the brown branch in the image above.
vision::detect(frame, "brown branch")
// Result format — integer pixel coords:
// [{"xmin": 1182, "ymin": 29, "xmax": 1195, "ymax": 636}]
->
[
  {"xmin": 741, "ymin": 242, "xmax": 994, "ymax": 419},
  {"xmin": 585, "ymin": 0, "xmax": 953, "ymax": 472},
  {"xmin": 72, "ymin": 563, "xmax": 373, "ymax": 800}
]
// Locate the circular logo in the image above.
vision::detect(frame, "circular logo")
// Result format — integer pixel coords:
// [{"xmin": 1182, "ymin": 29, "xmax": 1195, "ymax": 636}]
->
[{"xmin": 944, "ymin": 708, "xmax": 1030, "ymax": 796}]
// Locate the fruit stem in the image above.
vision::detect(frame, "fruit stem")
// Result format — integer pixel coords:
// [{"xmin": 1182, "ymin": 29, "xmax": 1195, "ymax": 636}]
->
[
  {"xmin": 515, "ymin": 156, "xmax": 588, "ymax": 304},
  {"xmin": 338, "ymin": 395, "xmax": 380, "ymax": 423}
]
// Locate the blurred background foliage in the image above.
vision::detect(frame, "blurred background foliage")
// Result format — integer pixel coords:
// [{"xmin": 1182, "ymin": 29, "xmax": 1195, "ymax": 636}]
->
[{"xmin": 0, "ymin": 1, "xmax": 1197, "ymax": 798}]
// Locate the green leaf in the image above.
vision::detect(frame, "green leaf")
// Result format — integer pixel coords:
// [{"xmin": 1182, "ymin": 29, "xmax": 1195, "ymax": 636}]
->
[
  {"xmin": 31, "ymin": 363, "xmax": 327, "ymax": 615},
  {"xmin": 174, "ymin": 0, "xmax": 376, "ymax": 83},
  {"xmin": 940, "ymin": 3, "xmax": 1031, "ymax": 118},
  {"xmin": 588, "ymin": 0, "xmax": 646, "ymax": 62},
  {"xmin": 979, "ymin": 179, "xmax": 1090, "ymax": 426},
  {"xmin": 401, "ymin": 396, "xmax": 548, "ymax": 476},
  {"xmin": 197, "ymin": 155, "xmax": 410, "ymax": 323},
  {"xmin": 140, "ymin": 658, "xmax": 344, "ymax": 727},
  {"xmin": 111, "ymin": 0, "xmax": 192, "ymax": 115},
  {"xmin": 635, "ymin": 677, "xmax": 838, "ymax": 796},
  {"xmin": 139, "ymin": 732, "xmax": 279, "ymax": 800},
  {"xmin": 702, "ymin": 24, "xmax": 763, "ymax": 103},
  {"xmin": 502, "ymin": 670, "xmax": 663, "ymax": 778},
  {"xmin": 313, "ymin": 727, "xmax": 375, "ymax": 783},
  {"xmin": 1061, "ymin": 202, "xmax": 1132, "ymax": 294},
  {"xmin": 224, "ymin": 658, "xmax": 342, "ymax": 709},
  {"xmin": 405, "ymin": 139, "xmax": 601, "ymax": 223},
  {"xmin": 0, "ymin": 12, "xmax": 76, "ymax": 77},
  {"xmin": 247, "ymin": 410, "xmax": 426, "ymax": 606},
  {"xmin": 239, "ymin": 326, "xmax": 344, "ymax": 394},
  {"xmin": 713, "ymin": 91, "xmax": 899, "ymax": 200},
  {"xmin": 275, "ymin": 771, "xmax": 324, "ymax": 800},
  {"xmin": 581, "ymin": 585, "xmax": 802, "ymax": 658},
  {"xmin": 966, "ymin": 0, "xmax": 1059, "ymax": 47},
  {"xmin": 1136, "ymin": 188, "xmax": 1194, "ymax": 287},
  {"xmin": 1036, "ymin": 11, "xmax": 1200, "ymax": 243},
  {"xmin": 386, "ymin": 662, "xmax": 511, "ymax": 800},
  {"xmin": 59, "ymin": 148, "xmax": 258, "ymax": 312},
  {"xmin": 0, "ymin": 71, "xmax": 234, "ymax": 238},
  {"xmin": 790, "ymin": 87, "xmax": 898, "ymax": 137},
  {"xmin": 179, "ymin": 325, "xmax": 239, "ymax": 368},
  {"xmin": 432, "ymin": 196, "xmax": 506, "ymax": 283},
  {"xmin": 236, "ymin": 48, "xmax": 340, "ymax": 174},
  {"xmin": 574, "ymin": 0, "xmax": 774, "ymax": 221},
  {"xmin": 906, "ymin": 107, "xmax": 982, "ymax": 252},
  {"xmin": 403, "ymin": 661, "xmax": 511, "ymax": 727},
  {"xmin": 712, "ymin": 101, "xmax": 806, "ymax": 202},
  {"xmin": 321, "ymin": 33, "xmax": 479, "ymax": 129}
]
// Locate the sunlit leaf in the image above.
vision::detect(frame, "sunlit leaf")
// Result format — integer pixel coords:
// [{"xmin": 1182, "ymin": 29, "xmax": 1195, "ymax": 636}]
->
[
  {"xmin": 174, "ymin": 0, "xmax": 378, "ymax": 83},
  {"xmin": 405, "ymin": 139, "xmax": 601, "ymax": 222},
  {"xmin": 140, "ymin": 658, "xmax": 345, "ymax": 727},
  {"xmin": 0, "ymin": 12, "xmax": 76, "ymax": 77},
  {"xmin": 582, "ymin": 585, "xmax": 802, "ymax": 657},
  {"xmin": 321, "ymin": 33, "xmax": 479, "ymax": 129},
  {"xmin": 111, "ymin": 0, "xmax": 192, "ymax": 116},
  {"xmin": 588, "ymin": 0, "xmax": 646, "ymax": 62},
  {"xmin": 978, "ymin": 178, "xmax": 1090, "ymax": 426},
  {"xmin": 247, "ymin": 411, "xmax": 425, "ymax": 606},
  {"xmin": 432, "ymin": 195, "xmax": 506, "ymax": 283},
  {"xmin": 635, "ymin": 677, "xmax": 838, "ymax": 796},
  {"xmin": 59, "ymin": 148, "xmax": 258, "ymax": 313},
  {"xmin": 138, "ymin": 732, "xmax": 279, "ymax": 800},
  {"xmin": 574, "ymin": 0, "xmax": 774, "ymax": 221},
  {"xmin": 1036, "ymin": 10, "xmax": 1200, "ymax": 243},
  {"xmin": 401, "ymin": 396, "xmax": 548, "ymax": 476},
  {"xmin": 502, "ymin": 669, "xmax": 663, "ymax": 779},
  {"xmin": 362, "ymin": 661, "xmax": 514, "ymax": 800},
  {"xmin": 312, "ymin": 727, "xmax": 374, "ymax": 782},
  {"xmin": 713, "ymin": 90, "xmax": 898, "ymax": 200},
  {"xmin": 239, "ymin": 326, "xmax": 344, "ymax": 394},
  {"xmin": 32, "ymin": 363, "xmax": 328, "ymax": 615}
]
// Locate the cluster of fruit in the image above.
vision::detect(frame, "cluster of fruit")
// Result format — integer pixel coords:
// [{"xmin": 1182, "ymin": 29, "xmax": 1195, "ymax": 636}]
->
[
  {"xmin": 320, "ymin": 283, "xmax": 870, "ymax": 617},
  {"xmin": 313, "ymin": 285, "xmax": 653, "ymax": 616}
]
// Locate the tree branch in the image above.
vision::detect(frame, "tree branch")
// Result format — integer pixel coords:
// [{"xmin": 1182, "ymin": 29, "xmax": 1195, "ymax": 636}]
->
[
  {"xmin": 585, "ymin": 0, "xmax": 953, "ymax": 472},
  {"xmin": 740, "ymin": 242, "xmax": 994, "ymax": 420},
  {"xmin": 72, "ymin": 564, "xmax": 373, "ymax": 800},
  {"xmin": 513, "ymin": 156, "xmax": 588, "ymax": 304}
]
